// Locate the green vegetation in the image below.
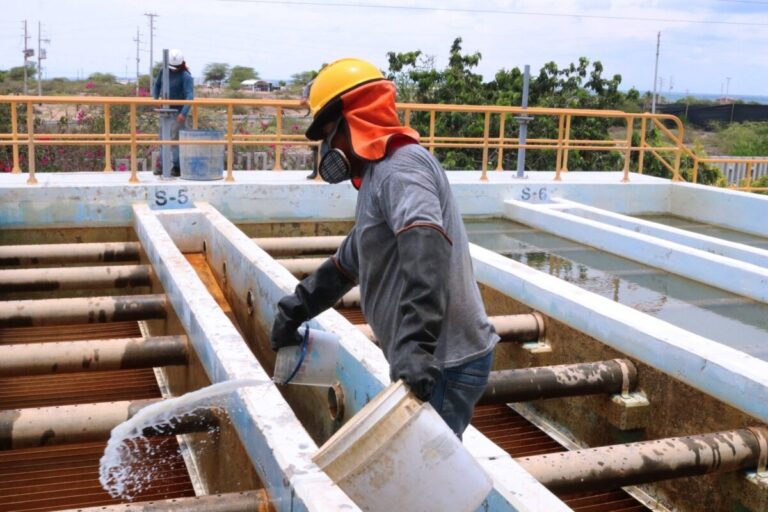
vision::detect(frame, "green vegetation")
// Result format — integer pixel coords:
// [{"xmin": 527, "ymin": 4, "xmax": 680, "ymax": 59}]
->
[
  {"xmin": 715, "ymin": 122, "xmax": 768, "ymax": 156},
  {"xmin": 228, "ymin": 66, "xmax": 259, "ymax": 90}
]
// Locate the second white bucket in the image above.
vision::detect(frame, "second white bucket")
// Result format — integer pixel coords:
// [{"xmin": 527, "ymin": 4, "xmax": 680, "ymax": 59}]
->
[
  {"xmin": 313, "ymin": 380, "xmax": 493, "ymax": 512},
  {"xmin": 272, "ymin": 327, "xmax": 339, "ymax": 386}
]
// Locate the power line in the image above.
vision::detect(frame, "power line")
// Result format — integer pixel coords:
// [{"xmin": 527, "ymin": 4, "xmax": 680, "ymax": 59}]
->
[{"xmin": 221, "ymin": 0, "xmax": 768, "ymax": 26}]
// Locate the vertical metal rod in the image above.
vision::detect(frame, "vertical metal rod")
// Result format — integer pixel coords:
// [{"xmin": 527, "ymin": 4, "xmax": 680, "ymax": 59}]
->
[
  {"xmin": 638, "ymin": 117, "xmax": 647, "ymax": 174},
  {"xmin": 129, "ymin": 104, "xmax": 139, "ymax": 183},
  {"xmin": 226, "ymin": 104, "xmax": 235, "ymax": 182},
  {"xmin": 746, "ymin": 161, "xmax": 754, "ymax": 188},
  {"xmin": 562, "ymin": 114, "xmax": 572, "ymax": 172},
  {"xmin": 496, "ymin": 113, "xmax": 506, "ymax": 171},
  {"xmin": 161, "ymin": 49, "xmax": 172, "ymax": 179},
  {"xmin": 273, "ymin": 106, "xmax": 282, "ymax": 171},
  {"xmin": 428, "ymin": 110, "xmax": 436, "ymax": 155},
  {"xmin": 11, "ymin": 102, "xmax": 20, "ymax": 173},
  {"xmin": 554, "ymin": 114, "xmax": 565, "ymax": 181},
  {"xmin": 480, "ymin": 111, "xmax": 490, "ymax": 181},
  {"xmin": 192, "ymin": 104, "xmax": 199, "ymax": 129},
  {"xmin": 26, "ymin": 100, "xmax": 37, "ymax": 185},
  {"xmin": 692, "ymin": 159, "xmax": 700, "ymax": 184},
  {"xmin": 622, "ymin": 116, "xmax": 632, "ymax": 182},
  {"xmin": 403, "ymin": 108, "xmax": 411, "ymax": 128},
  {"xmin": 103, "ymin": 103, "xmax": 113, "ymax": 172},
  {"xmin": 516, "ymin": 64, "xmax": 531, "ymax": 178}
]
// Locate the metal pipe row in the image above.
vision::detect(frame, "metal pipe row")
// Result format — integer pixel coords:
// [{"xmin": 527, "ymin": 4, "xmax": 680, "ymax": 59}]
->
[
  {"xmin": 59, "ymin": 490, "xmax": 272, "ymax": 512},
  {"xmin": 253, "ymin": 236, "xmax": 346, "ymax": 257},
  {"xmin": 518, "ymin": 427, "xmax": 768, "ymax": 494},
  {"xmin": 0, "ymin": 398, "xmax": 218, "ymax": 450},
  {"xmin": 0, "ymin": 241, "xmax": 141, "ymax": 266},
  {"xmin": 479, "ymin": 359, "xmax": 637, "ymax": 405},
  {"xmin": 0, "ymin": 294, "xmax": 167, "ymax": 328},
  {"xmin": 0, "ymin": 264, "xmax": 152, "ymax": 293},
  {"xmin": 0, "ymin": 335, "xmax": 188, "ymax": 377},
  {"xmin": 356, "ymin": 313, "xmax": 543, "ymax": 344}
]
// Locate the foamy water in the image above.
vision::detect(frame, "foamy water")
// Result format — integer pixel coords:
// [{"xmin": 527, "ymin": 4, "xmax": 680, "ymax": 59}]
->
[{"xmin": 99, "ymin": 378, "xmax": 269, "ymax": 499}]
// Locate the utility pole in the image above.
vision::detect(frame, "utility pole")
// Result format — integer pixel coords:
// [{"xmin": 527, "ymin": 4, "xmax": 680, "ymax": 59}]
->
[
  {"xmin": 145, "ymin": 13, "xmax": 158, "ymax": 93},
  {"xmin": 37, "ymin": 21, "xmax": 50, "ymax": 96},
  {"xmin": 133, "ymin": 27, "xmax": 141, "ymax": 96},
  {"xmin": 651, "ymin": 31, "xmax": 660, "ymax": 114},
  {"xmin": 22, "ymin": 20, "xmax": 33, "ymax": 95},
  {"xmin": 726, "ymin": 76, "xmax": 731, "ymax": 101}
]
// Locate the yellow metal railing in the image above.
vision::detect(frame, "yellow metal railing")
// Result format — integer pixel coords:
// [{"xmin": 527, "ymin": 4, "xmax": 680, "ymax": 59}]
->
[{"xmin": 1, "ymin": 95, "xmax": 767, "ymax": 192}]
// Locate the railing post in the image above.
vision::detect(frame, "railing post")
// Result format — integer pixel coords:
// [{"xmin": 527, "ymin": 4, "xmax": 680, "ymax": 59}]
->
[
  {"xmin": 428, "ymin": 110, "xmax": 436, "ymax": 155},
  {"xmin": 480, "ymin": 111, "xmax": 490, "ymax": 181},
  {"xmin": 622, "ymin": 116, "xmax": 632, "ymax": 182},
  {"xmin": 192, "ymin": 104, "xmax": 199, "ymax": 129},
  {"xmin": 404, "ymin": 108, "xmax": 411, "ymax": 128},
  {"xmin": 746, "ymin": 161, "xmax": 754, "ymax": 188},
  {"xmin": 11, "ymin": 102, "xmax": 21, "ymax": 173},
  {"xmin": 562, "ymin": 114, "xmax": 572, "ymax": 173},
  {"xmin": 103, "ymin": 103, "xmax": 113, "ymax": 172},
  {"xmin": 555, "ymin": 114, "xmax": 565, "ymax": 181},
  {"xmin": 26, "ymin": 101, "xmax": 37, "ymax": 185},
  {"xmin": 638, "ymin": 117, "xmax": 647, "ymax": 174},
  {"xmin": 273, "ymin": 106, "xmax": 283, "ymax": 171},
  {"xmin": 496, "ymin": 112, "xmax": 506, "ymax": 171},
  {"xmin": 692, "ymin": 159, "xmax": 700, "ymax": 184},
  {"xmin": 226, "ymin": 104, "xmax": 235, "ymax": 182},
  {"xmin": 129, "ymin": 104, "xmax": 139, "ymax": 184}
]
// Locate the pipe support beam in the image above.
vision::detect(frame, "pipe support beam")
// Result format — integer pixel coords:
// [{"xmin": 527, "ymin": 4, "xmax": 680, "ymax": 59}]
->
[
  {"xmin": 0, "ymin": 398, "xmax": 218, "ymax": 450},
  {"xmin": 0, "ymin": 294, "xmax": 167, "ymax": 327},
  {"xmin": 518, "ymin": 427, "xmax": 768, "ymax": 494},
  {"xmin": 479, "ymin": 359, "xmax": 637, "ymax": 405},
  {"xmin": 0, "ymin": 242, "xmax": 141, "ymax": 266},
  {"xmin": 0, "ymin": 335, "xmax": 188, "ymax": 377},
  {"xmin": 0, "ymin": 264, "xmax": 152, "ymax": 293}
]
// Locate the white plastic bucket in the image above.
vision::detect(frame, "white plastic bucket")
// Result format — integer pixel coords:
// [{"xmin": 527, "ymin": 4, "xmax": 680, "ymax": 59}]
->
[
  {"xmin": 179, "ymin": 130, "xmax": 225, "ymax": 180},
  {"xmin": 272, "ymin": 327, "xmax": 339, "ymax": 386},
  {"xmin": 313, "ymin": 380, "xmax": 493, "ymax": 512}
]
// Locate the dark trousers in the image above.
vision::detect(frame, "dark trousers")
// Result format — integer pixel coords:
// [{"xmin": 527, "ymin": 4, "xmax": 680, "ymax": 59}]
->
[{"xmin": 429, "ymin": 350, "xmax": 494, "ymax": 438}]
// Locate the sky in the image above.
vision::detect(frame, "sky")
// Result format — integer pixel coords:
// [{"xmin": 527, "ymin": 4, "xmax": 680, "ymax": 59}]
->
[{"xmin": 1, "ymin": 0, "xmax": 767, "ymax": 96}]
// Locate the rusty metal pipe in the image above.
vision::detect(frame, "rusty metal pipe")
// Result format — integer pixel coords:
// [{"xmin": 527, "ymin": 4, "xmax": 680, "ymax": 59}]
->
[
  {"xmin": 356, "ymin": 313, "xmax": 544, "ymax": 344},
  {"xmin": 0, "ymin": 294, "xmax": 167, "ymax": 328},
  {"xmin": 0, "ymin": 241, "xmax": 141, "ymax": 266},
  {"xmin": 0, "ymin": 335, "xmax": 188, "ymax": 377},
  {"xmin": 479, "ymin": 359, "xmax": 636, "ymax": 405},
  {"xmin": 517, "ymin": 427, "xmax": 768, "ymax": 494},
  {"xmin": 0, "ymin": 264, "xmax": 151, "ymax": 293},
  {"xmin": 0, "ymin": 398, "xmax": 218, "ymax": 450},
  {"xmin": 254, "ymin": 235, "xmax": 346, "ymax": 257},
  {"xmin": 58, "ymin": 490, "xmax": 272, "ymax": 512}
]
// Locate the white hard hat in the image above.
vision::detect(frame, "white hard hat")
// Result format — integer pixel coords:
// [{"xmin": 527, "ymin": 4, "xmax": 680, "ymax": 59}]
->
[{"xmin": 169, "ymin": 49, "xmax": 184, "ymax": 67}]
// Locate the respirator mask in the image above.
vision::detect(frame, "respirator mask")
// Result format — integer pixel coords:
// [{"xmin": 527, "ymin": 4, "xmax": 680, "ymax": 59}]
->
[{"xmin": 318, "ymin": 119, "xmax": 352, "ymax": 184}]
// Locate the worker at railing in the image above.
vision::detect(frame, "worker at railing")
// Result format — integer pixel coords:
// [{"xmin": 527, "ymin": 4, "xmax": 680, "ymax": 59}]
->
[
  {"xmin": 270, "ymin": 58, "xmax": 499, "ymax": 437},
  {"xmin": 152, "ymin": 48, "xmax": 194, "ymax": 177}
]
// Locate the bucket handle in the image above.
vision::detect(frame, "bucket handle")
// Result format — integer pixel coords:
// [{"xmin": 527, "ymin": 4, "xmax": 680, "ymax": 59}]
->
[{"xmin": 283, "ymin": 325, "xmax": 310, "ymax": 385}]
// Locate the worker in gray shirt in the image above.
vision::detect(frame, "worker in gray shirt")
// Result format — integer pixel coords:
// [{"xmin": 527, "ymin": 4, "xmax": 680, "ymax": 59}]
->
[{"xmin": 271, "ymin": 58, "xmax": 498, "ymax": 436}]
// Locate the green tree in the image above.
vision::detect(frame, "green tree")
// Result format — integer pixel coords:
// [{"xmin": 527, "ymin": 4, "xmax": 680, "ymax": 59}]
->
[
  {"xmin": 229, "ymin": 66, "xmax": 259, "ymax": 90},
  {"xmin": 203, "ymin": 62, "xmax": 229, "ymax": 87},
  {"xmin": 87, "ymin": 72, "xmax": 117, "ymax": 83},
  {"xmin": 8, "ymin": 64, "xmax": 36, "ymax": 81}
]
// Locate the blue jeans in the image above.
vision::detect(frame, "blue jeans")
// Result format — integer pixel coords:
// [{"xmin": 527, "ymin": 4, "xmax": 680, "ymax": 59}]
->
[{"xmin": 429, "ymin": 350, "xmax": 494, "ymax": 438}]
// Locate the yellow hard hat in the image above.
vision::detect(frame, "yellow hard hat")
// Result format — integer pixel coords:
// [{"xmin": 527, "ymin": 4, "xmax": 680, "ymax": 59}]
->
[{"xmin": 305, "ymin": 58, "xmax": 385, "ymax": 140}]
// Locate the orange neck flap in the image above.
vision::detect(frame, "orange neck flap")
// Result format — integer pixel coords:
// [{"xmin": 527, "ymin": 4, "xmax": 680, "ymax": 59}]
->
[{"xmin": 341, "ymin": 81, "xmax": 420, "ymax": 161}]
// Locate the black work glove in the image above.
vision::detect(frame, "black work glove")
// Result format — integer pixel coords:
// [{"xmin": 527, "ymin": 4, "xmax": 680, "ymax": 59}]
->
[
  {"xmin": 390, "ymin": 344, "xmax": 443, "ymax": 401},
  {"xmin": 270, "ymin": 257, "xmax": 355, "ymax": 351},
  {"xmin": 390, "ymin": 225, "xmax": 452, "ymax": 401}
]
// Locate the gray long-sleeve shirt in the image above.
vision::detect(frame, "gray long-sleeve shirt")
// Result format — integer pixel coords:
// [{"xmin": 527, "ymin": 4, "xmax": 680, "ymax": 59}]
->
[{"xmin": 335, "ymin": 143, "xmax": 499, "ymax": 367}]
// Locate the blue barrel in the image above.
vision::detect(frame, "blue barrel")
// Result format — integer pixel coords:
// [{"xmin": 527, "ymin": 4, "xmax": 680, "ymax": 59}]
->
[{"xmin": 179, "ymin": 130, "xmax": 225, "ymax": 180}]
